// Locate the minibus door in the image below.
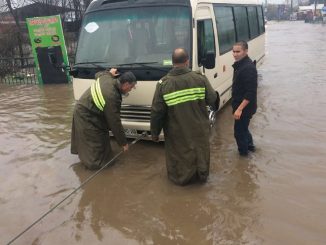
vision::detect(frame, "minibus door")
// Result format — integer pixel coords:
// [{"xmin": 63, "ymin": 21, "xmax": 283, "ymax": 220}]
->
[{"xmin": 195, "ymin": 6, "xmax": 218, "ymax": 87}]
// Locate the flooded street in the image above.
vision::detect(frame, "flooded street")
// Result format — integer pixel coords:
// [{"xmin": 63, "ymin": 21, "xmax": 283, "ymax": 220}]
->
[{"xmin": 1, "ymin": 21, "xmax": 326, "ymax": 244}]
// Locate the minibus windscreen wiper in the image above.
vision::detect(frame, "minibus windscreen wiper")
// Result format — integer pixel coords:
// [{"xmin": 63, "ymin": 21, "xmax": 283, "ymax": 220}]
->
[
  {"xmin": 74, "ymin": 61, "xmax": 107, "ymax": 69},
  {"xmin": 116, "ymin": 62, "xmax": 169, "ymax": 72}
]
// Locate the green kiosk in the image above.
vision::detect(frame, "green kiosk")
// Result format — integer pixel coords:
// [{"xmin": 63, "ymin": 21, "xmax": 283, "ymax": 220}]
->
[{"xmin": 26, "ymin": 15, "xmax": 70, "ymax": 84}]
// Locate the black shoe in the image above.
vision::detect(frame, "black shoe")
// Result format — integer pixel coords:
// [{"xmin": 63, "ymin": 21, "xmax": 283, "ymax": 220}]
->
[
  {"xmin": 239, "ymin": 151, "xmax": 248, "ymax": 156},
  {"xmin": 248, "ymin": 145, "xmax": 256, "ymax": 152}
]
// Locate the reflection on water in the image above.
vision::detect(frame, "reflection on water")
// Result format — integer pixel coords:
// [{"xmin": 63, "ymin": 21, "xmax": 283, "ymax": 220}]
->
[
  {"xmin": 0, "ymin": 84, "xmax": 78, "ymax": 245},
  {"xmin": 0, "ymin": 84, "xmax": 74, "ymax": 163},
  {"xmin": 1, "ymin": 21, "xmax": 326, "ymax": 245}
]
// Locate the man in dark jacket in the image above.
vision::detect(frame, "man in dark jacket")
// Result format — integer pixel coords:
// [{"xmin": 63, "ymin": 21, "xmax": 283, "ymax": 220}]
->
[
  {"xmin": 71, "ymin": 69, "xmax": 137, "ymax": 169},
  {"xmin": 232, "ymin": 41, "xmax": 258, "ymax": 156},
  {"xmin": 151, "ymin": 48, "xmax": 217, "ymax": 185}
]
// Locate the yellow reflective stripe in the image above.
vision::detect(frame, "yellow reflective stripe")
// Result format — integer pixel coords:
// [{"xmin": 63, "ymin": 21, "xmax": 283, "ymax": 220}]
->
[
  {"xmin": 95, "ymin": 79, "xmax": 106, "ymax": 108},
  {"xmin": 163, "ymin": 87, "xmax": 205, "ymax": 100},
  {"xmin": 91, "ymin": 82, "xmax": 103, "ymax": 111},
  {"xmin": 163, "ymin": 87, "xmax": 206, "ymax": 106},
  {"xmin": 166, "ymin": 94, "xmax": 205, "ymax": 106}
]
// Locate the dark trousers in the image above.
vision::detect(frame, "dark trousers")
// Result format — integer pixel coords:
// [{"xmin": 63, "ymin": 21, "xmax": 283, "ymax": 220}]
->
[{"xmin": 234, "ymin": 116, "xmax": 254, "ymax": 154}]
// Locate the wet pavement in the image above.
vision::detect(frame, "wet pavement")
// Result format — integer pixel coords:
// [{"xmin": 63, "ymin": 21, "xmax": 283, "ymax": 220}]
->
[{"xmin": 1, "ymin": 21, "xmax": 326, "ymax": 245}]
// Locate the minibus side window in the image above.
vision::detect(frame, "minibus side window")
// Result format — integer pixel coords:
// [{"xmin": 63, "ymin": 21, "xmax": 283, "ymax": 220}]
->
[
  {"xmin": 213, "ymin": 6, "xmax": 236, "ymax": 55},
  {"xmin": 234, "ymin": 6, "xmax": 250, "ymax": 42},
  {"xmin": 248, "ymin": 6, "xmax": 259, "ymax": 39},
  {"xmin": 257, "ymin": 6, "xmax": 265, "ymax": 34}
]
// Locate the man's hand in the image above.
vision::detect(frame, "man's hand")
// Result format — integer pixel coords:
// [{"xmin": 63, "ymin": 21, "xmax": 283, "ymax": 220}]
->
[
  {"xmin": 233, "ymin": 108, "xmax": 242, "ymax": 120},
  {"xmin": 234, "ymin": 99, "xmax": 249, "ymax": 120},
  {"xmin": 152, "ymin": 135, "xmax": 159, "ymax": 142},
  {"xmin": 123, "ymin": 144, "xmax": 129, "ymax": 152},
  {"xmin": 109, "ymin": 68, "xmax": 119, "ymax": 77}
]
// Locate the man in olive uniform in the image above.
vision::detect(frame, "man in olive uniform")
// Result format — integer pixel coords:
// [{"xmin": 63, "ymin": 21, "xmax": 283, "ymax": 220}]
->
[
  {"xmin": 151, "ymin": 48, "xmax": 218, "ymax": 185},
  {"xmin": 71, "ymin": 68, "xmax": 137, "ymax": 170}
]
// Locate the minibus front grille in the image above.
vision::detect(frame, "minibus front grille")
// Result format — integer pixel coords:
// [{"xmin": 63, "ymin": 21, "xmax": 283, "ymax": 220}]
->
[{"xmin": 121, "ymin": 105, "xmax": 151, "ymax": 122}]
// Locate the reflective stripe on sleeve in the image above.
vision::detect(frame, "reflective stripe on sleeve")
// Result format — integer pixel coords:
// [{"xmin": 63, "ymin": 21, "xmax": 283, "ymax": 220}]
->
[
  {"xmin": 91, "ymin": 79, "xmax": 106, "ymax": 111},
  {"xmin": 95, "ymin": 79, "xmax": 106, "ymax": 107},
  {"xmin": 163, "ymin": 87, "xmax": 205, "ymax": 106}
]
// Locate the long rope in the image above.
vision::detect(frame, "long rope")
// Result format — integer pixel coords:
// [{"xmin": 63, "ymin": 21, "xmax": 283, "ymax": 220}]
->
[{"xmin": 7, "ymin": 133, "xmax": 146, "ymax": 245}]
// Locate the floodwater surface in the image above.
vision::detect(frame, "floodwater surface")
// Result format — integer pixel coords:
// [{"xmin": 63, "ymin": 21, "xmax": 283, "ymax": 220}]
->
[{"xmin": 1, "ymin": 21, "xmax": 326, "ymax": 245}]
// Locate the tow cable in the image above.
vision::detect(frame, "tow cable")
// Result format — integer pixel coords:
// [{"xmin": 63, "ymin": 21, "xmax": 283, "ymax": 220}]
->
[{"xmin": 7, "ymin": 132, "xmax": 147, "ymax": 245}]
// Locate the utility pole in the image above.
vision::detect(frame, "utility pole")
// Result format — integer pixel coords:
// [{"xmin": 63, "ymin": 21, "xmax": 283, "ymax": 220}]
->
[
  {"xmin": 314, "ymin": 0, "xmax": 317, "ymax": 17},
  {"xmin": 265, "ymin": 0, "xmax": 268, "ymax": 12},
  {"xmin": 264, "ymin": 0, "xmax": 268, "ymax": 20}
]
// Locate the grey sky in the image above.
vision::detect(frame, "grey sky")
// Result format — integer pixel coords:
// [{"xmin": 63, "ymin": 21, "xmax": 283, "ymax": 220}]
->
[{"xmin": 262, "ymin": 0, "xmax": 299, "ymax": 4}]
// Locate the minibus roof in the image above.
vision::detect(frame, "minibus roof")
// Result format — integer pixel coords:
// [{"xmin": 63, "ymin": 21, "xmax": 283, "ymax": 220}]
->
[
  {"xmin": 86, "ymin": 0, "xmax": 191, "ymax": 13},
  {"xmin": 85, "ymin": 0, "xmax": 261, "ymax": 14}
]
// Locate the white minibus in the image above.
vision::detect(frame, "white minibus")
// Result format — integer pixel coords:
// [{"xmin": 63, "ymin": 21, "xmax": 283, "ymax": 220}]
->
[{"xmin": 71, "ymin": 0, "xmax": 265, "ymax": 139}]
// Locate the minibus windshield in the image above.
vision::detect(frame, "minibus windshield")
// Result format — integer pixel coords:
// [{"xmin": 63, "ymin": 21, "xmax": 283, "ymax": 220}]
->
[{"xmin": 75, "ymin": 6, "xmax": 191, "ymax": 68}]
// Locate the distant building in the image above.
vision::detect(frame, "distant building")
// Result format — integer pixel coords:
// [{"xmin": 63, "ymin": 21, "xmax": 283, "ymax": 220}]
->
[
  {"xmin": 299, "ymin": 4, "xmax": 325, "ymax": 12},
  {"xmin": 297, "ymin": 4, "xmax": 325, "ymax": 21},
  {"xmin": 266, "ymin": 4, "xmax": 291, "ymax": 20}
]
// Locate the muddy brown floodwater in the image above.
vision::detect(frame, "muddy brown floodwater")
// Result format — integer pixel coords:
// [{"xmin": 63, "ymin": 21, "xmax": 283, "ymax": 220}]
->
[{"xmin": 1, "ymin": 21, "xmax": 326, "ymax": 245}]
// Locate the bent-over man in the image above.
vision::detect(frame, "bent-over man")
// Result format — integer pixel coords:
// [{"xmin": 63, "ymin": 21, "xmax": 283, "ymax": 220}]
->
[
  {"xmin": 71, "ymin": 68, "xmax": 137, "ymax": 169},
  {"xmin": 151, "ymin": 48, "xmax": 218, "ymax": 185}
]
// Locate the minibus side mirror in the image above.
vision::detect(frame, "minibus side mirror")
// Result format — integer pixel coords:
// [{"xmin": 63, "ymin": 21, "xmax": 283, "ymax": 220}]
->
[
  {"xmin": 201, "ymin": 51, "xmax": 215, "ymax": 69},
  {"xmin": 69, "ymin": 69, "xmax": 78, "ymax": 77}
]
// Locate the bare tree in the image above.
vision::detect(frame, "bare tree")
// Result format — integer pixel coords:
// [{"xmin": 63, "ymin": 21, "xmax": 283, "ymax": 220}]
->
[
  {"xmin": 29, "ymin": 0, "xmax": 85, "ymax": 24},
  {"xmin": 0, "ymin": 0, "xmax": 7, "ymax": 12},
  {"xmin": 72, "ymin": 0, "xmax": 82, "ymax": 22},
  {"xmin": 5, "ymin": 0, "xmax": 26, "ymax": 60},
  {"xmin": 1, "ymin": 0, "xmax": 88, "ymax": 59},
  {"xmin": 83, "ymin": 0, "xmax": 91, "ymax": 10}
]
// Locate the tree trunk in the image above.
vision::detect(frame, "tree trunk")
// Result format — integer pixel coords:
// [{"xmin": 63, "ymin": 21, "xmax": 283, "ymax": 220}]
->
[{"xmin": 5, "ymin": 0, "xmax": 24, "ymax": 64}]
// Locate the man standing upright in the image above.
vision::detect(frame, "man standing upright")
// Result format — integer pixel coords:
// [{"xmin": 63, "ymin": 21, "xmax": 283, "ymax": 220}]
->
[
  {"xmin": 71, "ymin": 68, "xmax": 137, "ymax": 170},
  {"xmin": 232, "ymin": 41, "xmax": 258, "ymax": 156},
  {"xmin": 151, "ymin": 48, "xmax": 217, "ymax": 185}
]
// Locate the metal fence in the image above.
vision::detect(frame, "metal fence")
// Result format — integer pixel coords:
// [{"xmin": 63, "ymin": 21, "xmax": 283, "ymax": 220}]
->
[
  {"xmin": 0, "ymin": 55, "xmax": 75, "ymax": 85},
  {"xmin": 0, "ymin": 57, "xmax": 38, "ymax": 84}
]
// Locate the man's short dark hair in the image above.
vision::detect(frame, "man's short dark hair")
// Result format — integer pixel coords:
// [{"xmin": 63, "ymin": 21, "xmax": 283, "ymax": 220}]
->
[
  {"xmin": 234, "ymin": 41, "xmax": 248, "ymax": 50},
  {"xmin": 119, "ymin": 71, "xmax": 137, "ymax": 84},
  {"xmin": 172, "ymin": 48, "xmax": 189, "ymax": 65}
]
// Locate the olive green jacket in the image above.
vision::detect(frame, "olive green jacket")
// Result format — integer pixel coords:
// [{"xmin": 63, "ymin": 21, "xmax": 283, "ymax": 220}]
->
[
  {"xmin": 71, "ymin": 72, "xmax": 127, "ymax": 169},
  {"xmin": 151, "ymin": 67, "xmax": 217, "ymax": 185}
]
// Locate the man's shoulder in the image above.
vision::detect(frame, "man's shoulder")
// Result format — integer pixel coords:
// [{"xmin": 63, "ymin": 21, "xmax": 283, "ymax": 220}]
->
[
  {"xmin": 238, "ymin": 60, "xmax": 256, "ymax": 74},
  {"xmin": 244, "ymin": 62, "xmax": 257, "ymax": 73},
  {"xmin": 185, "ymin": 71, "xmax": 208, "ymax": 83},
  {"xmin": 244, "ymin": 57, "xmax": 257, "ymax": 69},
  {"xmin": 158, "ymin": 75, "xmax": 170, "ymax": 85},
  {"xmin": 96, "ymin": 70, "xmax": 115, "ymax": 79},
  {"xmin": 192, "ymin": 70, "xmax": 207, "ymax": 78},
  {"xmin": 100, "ymin": 76, "xmax": 120, "ymax": 98}
]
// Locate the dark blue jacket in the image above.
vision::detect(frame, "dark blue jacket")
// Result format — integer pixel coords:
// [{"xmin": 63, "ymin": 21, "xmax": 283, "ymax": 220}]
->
[{"xmin": 232, "ymin": 56, "xmax": 257, "ymax": 117}]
